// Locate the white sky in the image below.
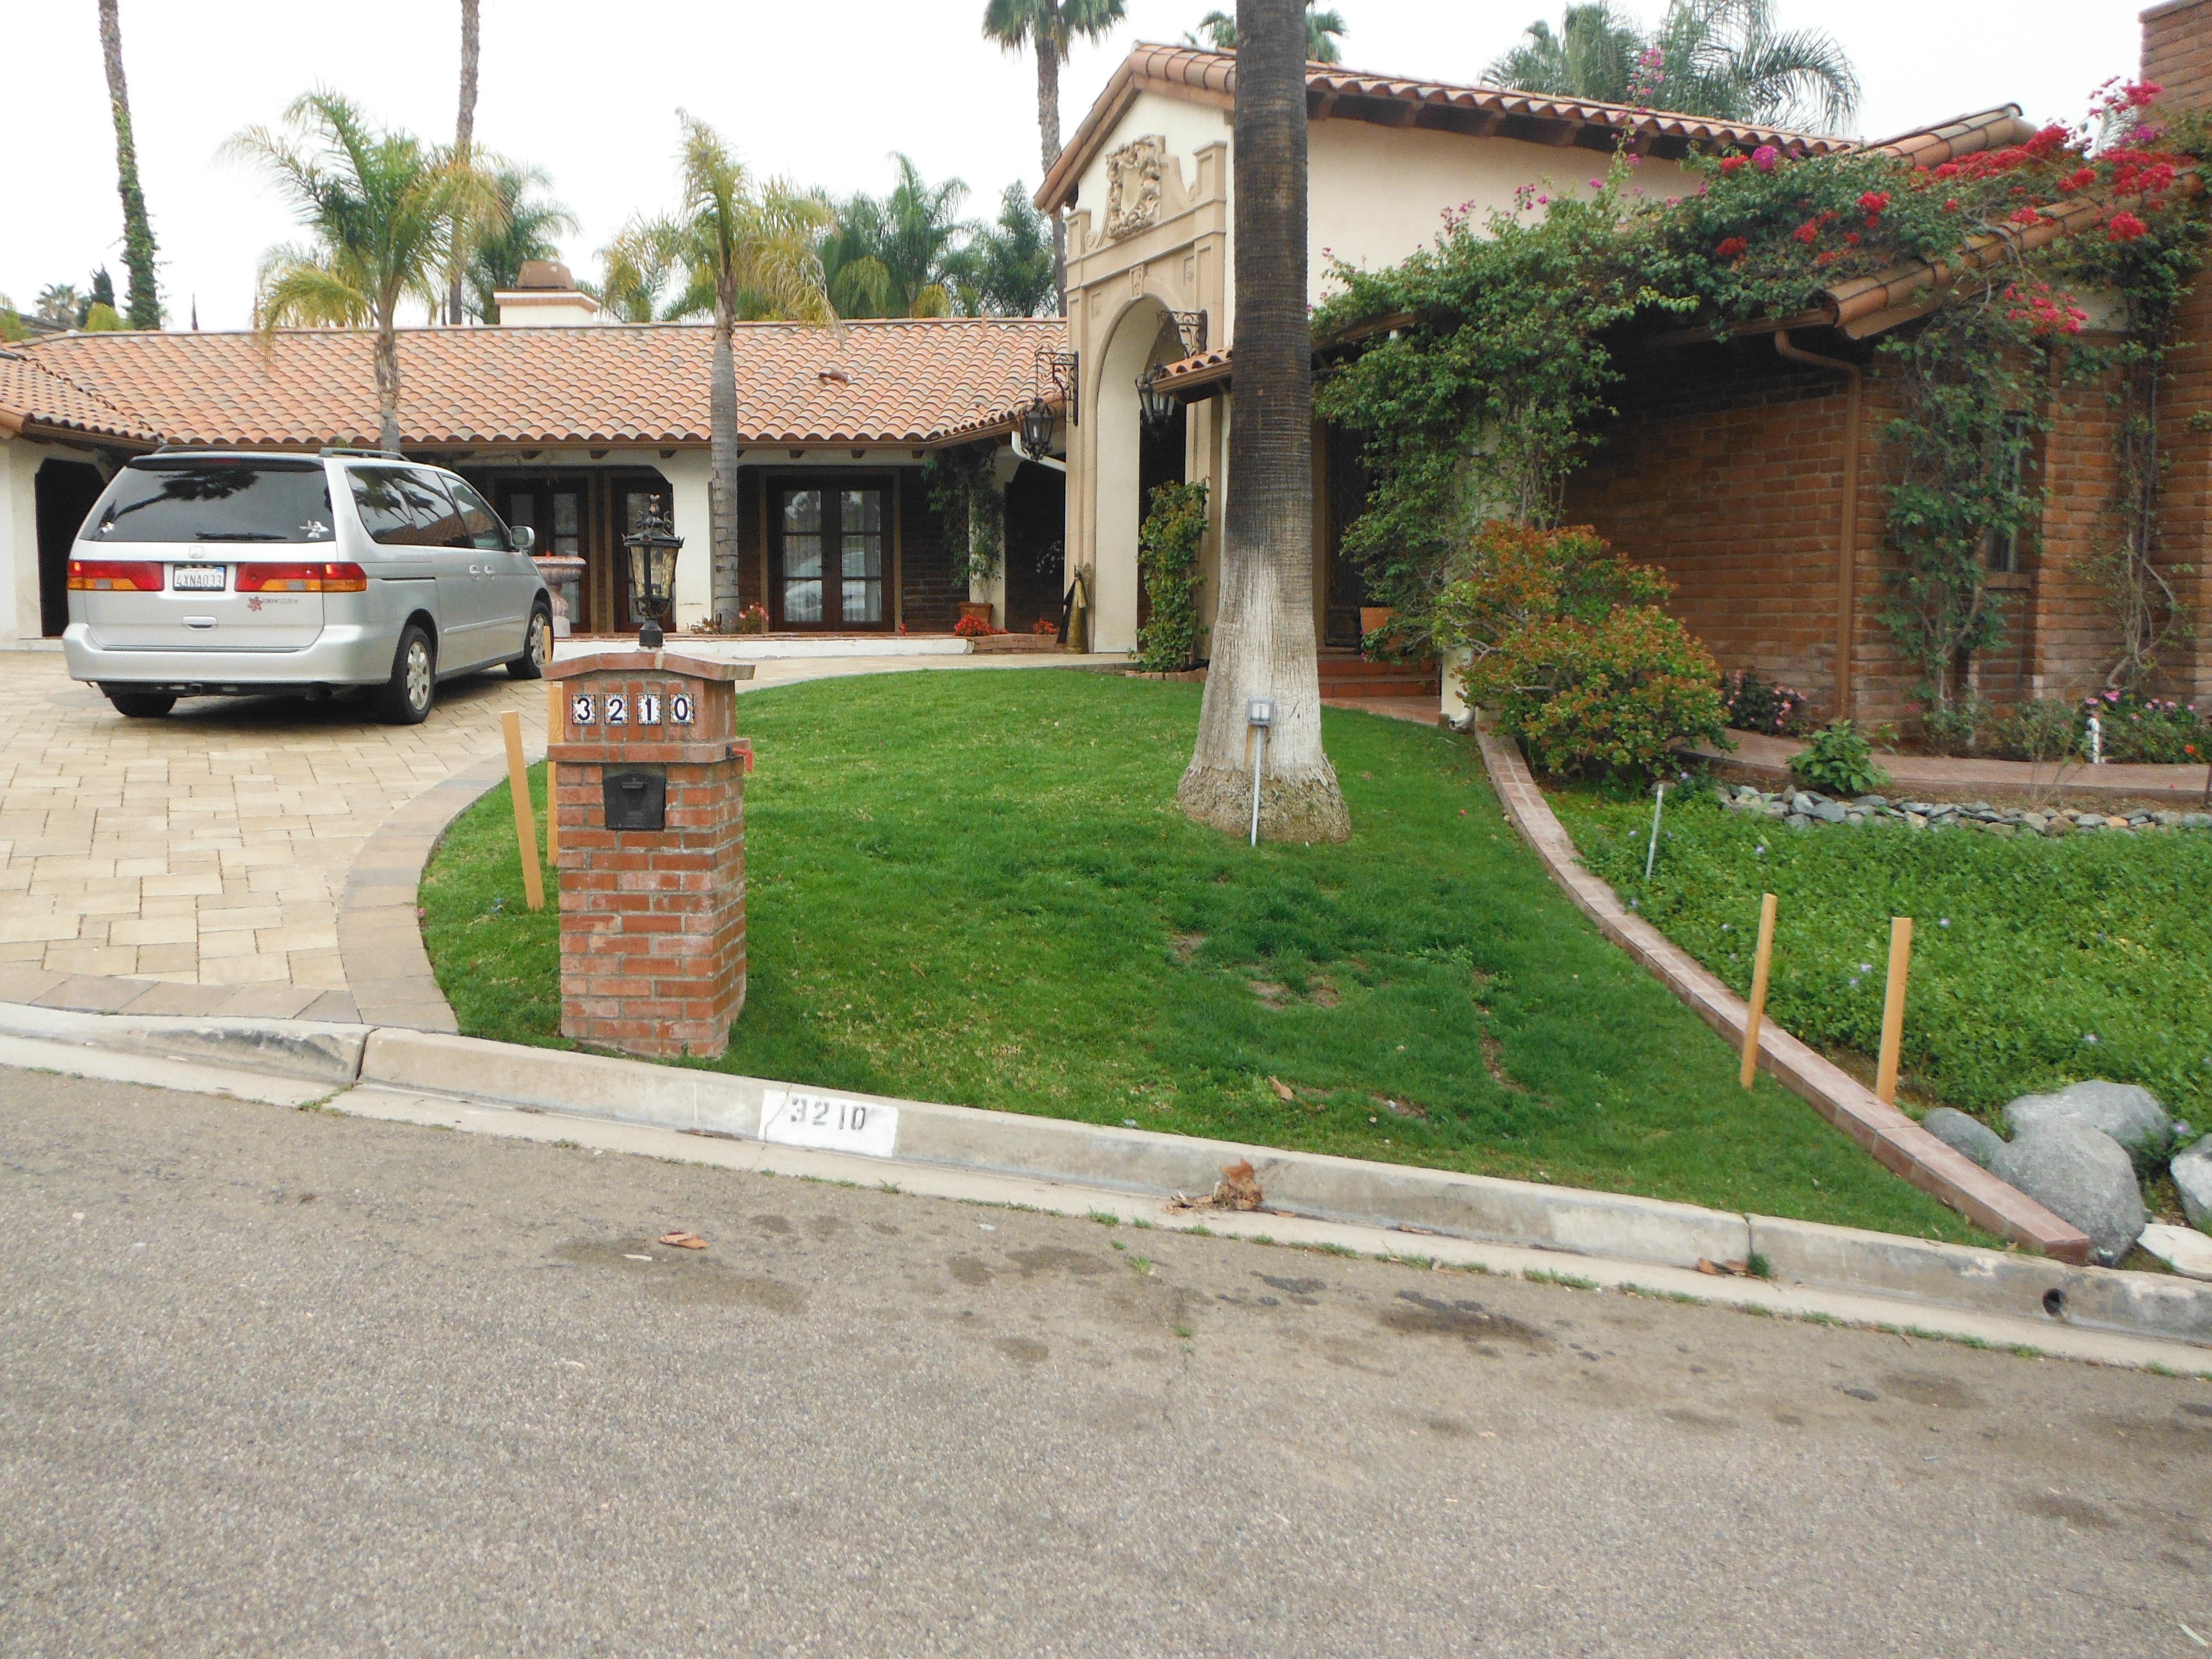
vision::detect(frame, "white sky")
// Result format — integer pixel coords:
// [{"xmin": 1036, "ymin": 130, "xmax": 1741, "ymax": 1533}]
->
[{"xmin": 4, "ymin": 1, "xmax": 2145, "ymax": 331}]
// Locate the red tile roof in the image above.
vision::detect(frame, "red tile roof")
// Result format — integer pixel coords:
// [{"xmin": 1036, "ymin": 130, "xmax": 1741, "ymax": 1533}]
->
[
  {"xmin": 4, "ymin": 317, "xmax": 1065, "ymax": 450},
  {"xmin": 1039, "ymin": 43, "xmax": 1852, "ymax": 212}
]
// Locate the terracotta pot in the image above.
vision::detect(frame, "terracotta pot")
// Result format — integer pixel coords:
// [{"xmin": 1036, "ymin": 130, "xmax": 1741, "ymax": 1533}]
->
[
  {"xmin": 959, "ymin": 601, "xmax": 995, "ymax": 626},
  {"xmin": 1359, "ymin": 606, "xmax": 1396, "ymax": 637}
]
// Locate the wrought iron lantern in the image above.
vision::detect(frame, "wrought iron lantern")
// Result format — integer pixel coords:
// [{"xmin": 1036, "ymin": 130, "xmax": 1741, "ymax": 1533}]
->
[
  {"xmin": 622, "ymin": 509, "xmax": 683, "ymax": 649},
  {"xmin": 1018, "ymin": 397, "xmax": 1058, "ymax": 461},
  {"xmin": 1138, "ymin": 366, "xmax": 1179, "ymax": 433}
]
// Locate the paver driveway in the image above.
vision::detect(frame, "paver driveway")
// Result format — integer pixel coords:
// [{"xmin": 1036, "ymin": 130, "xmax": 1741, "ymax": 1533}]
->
[{"xmin": 0, "ymin": 646, "xmax": 1115, "ymax": 1023}]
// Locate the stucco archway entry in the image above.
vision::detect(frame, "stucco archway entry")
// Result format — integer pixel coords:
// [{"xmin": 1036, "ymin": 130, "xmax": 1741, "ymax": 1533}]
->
[{"xmin": 1090, "ymin": 297, "xmax": 1186, "ymax": 654}]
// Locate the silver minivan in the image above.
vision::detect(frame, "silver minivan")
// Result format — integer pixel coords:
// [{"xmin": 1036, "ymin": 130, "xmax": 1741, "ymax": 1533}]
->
[{"xmin": 62, "ymin": 450, "xmax": 553, "ymax": 724}]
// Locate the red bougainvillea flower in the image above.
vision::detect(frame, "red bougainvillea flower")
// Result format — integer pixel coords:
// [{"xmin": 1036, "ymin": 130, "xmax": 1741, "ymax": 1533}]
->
[
  {"xmin": 2009, "ymin": 206, "xmax": 2044, "ymax": 226},
  {"xmin": 1793, "ymin": 220, "xmax": 1819, "ymax": 244},
  {"xmin": 1843, "ymin": 231, "xmax": 1861, "ymax": 246},
  {"xmin": 1714, "ymin": 236, "xmax": 1749, "ymax": 258},
  {"xmin": 1943, "ymin": 198, "xmax": 1961, "ymax": 212},
  {"xmin": 1857, "ymin": 190, "xmax": 1890, "ymax": 214},
  {"xmin": 1719, "ymin": 155, "xmax": 1748, "ymax": 175},
  {"xmin": 1751, "ymin": 144, "xmax": 1780, "ymax": 173},
  {"xmin": 1814, "ymin": 249, "xmax": 1841, "ymax": 266},
  {"xmin": 2108, "ymin": 210, "xmax": 2149, "ymax": 242},
  {"xmin": 1931, "ymin": 161, "xmax": 1960, "ymax": 180},
  {"xmin": 2064, "ymin": 167, "xmax": 2096, "ymax": 190}
]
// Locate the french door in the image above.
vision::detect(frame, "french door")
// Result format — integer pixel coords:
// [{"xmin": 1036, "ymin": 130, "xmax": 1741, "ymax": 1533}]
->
[{"xmin": 773, "ymin": 482, "xmax": 887, "ymax": 629}]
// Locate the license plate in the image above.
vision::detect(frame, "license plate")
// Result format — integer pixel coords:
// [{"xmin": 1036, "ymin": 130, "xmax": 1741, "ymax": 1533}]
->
[
  {"xmin": 759, "ymin": 1089, "xmax": 899, "ymax": 1157},
  {"xmin": 171, "ymin": 565, "xmax": 226, "ymax": 591}
]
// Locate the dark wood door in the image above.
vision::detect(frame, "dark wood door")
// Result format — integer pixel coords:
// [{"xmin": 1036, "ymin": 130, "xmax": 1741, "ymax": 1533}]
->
[{"xmin": 771, "ymin": 481, "xmax": 888, "ymax": 630}]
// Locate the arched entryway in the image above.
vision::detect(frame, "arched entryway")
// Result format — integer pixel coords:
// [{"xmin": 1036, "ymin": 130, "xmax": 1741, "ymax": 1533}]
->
[
  {"xmin": 1003, "ymin": 460, "xmax": 1067, "ymax": 634},
  {"xmin": 1091, "ymin": 297, "xmax": 1188, "ymax": 653}
]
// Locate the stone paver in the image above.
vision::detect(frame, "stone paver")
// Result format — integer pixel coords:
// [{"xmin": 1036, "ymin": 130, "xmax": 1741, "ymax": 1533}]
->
[{"xmin": 0, "ymin": 648, "xmax": 1121, "ymax": 1025}]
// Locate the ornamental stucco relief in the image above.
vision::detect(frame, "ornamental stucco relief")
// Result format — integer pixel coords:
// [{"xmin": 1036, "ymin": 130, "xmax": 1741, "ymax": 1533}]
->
[{"xmin": 1104, "ymin": 136, "xmax": 1167, "ymax": 240}]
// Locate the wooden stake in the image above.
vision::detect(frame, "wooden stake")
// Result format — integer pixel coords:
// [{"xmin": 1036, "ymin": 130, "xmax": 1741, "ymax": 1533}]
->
[
  {"xmin": 544, "ymin": 683, "xmax": 560, "ymax": 865},
  {"xmin": 1875, "ymin": 915, "xmax": 1913, "ymax": 1104},
  {"xmin": 502, "ymin": 709, "xmax": 545, "ymax": 911},
  {"xmin": 1739, "ymin": 891, "xmax": 1778, "ymax": 1089}
]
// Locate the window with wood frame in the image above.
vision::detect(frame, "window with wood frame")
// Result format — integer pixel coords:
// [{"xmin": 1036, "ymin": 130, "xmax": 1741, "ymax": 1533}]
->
[{"xmin": 772, "ymin": 480, "xmax": 888, "ymax": 629}]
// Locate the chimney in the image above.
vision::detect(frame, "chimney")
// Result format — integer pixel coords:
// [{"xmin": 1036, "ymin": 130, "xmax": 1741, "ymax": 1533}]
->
[
  {"xmin": 493, "ymin": 259, "xmax": 602, "ymax": 328},
  {"xmin": 2143, "ymin": 0, "xmax": 2212, "ymax": 111}
]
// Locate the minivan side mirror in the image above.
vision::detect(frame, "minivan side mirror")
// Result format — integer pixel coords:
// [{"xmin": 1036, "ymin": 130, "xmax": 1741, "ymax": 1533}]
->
[{"xmin": 512, "ymin": 524, "xmax": 537, "ymax": 554}]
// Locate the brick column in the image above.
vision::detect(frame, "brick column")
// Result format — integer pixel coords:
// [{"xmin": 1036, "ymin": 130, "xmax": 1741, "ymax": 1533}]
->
[{"xmin": 546, "ymin": 650, "xmax": 755, "ymax": 1058}]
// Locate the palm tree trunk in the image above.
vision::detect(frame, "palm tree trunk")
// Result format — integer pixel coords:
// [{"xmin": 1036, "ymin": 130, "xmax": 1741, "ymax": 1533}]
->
[
  {"xmin": 373, "ymin": 314, "xmax": 403, "ymax": 454},
  {"xmin": 1177, "ymin": 0, "xmax": 1348, "ymax": 843},
  {"xmin": 448, "ymin": 0, "xmax": 481, "ymax": 326},
  {"xmin": 98, "ymin": 0, "xmax": 160, "ymax": 330},
  {"xmin": 1035, "ymin": 34, "xmax": 1067, "ymax": 315},
  {"xmin": 710, "ymin": 294, "xmax": 741, "ymax": 621}
]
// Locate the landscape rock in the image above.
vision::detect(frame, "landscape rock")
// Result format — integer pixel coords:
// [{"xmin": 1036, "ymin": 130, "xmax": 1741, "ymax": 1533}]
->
[
  {"xmin": 1991, "ymin": 1122, "xmax": 2147, "ymax": 1266},
  {"xmin": 2173, "ymin": 1136, "xmax": 2212, "ymax": 1233},
  {"xmin": 2136, "ymin": 1222, "xmax": 2212, "ymax": 1281},
  {"xmin": 2003, "ymin": 1079, "xmax": 2173, "ymax": 1166},
  {"xmin": 1921, "ymin": 1108, "xmax": 2005, "ymax": 1169}
]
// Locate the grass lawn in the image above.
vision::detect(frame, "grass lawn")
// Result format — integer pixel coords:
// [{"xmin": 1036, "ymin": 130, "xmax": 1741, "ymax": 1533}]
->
[
  {"xmin": 420, "ymin": 669, "xmax": 1983, "ymax": 1241},
  {"xmin": 1552, "ymin": 783, "xmax": 2212, "ymax": 1129}
]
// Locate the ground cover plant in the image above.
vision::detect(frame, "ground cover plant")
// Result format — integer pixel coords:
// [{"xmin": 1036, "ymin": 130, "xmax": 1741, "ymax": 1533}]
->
[
  {"xmin": 420, "ymin": 670, "xmax": 1982, "ymax": 1241},
  {"xmin": 1553, "ymin": 783, "xmax": 2212, "ymax": 1126}
]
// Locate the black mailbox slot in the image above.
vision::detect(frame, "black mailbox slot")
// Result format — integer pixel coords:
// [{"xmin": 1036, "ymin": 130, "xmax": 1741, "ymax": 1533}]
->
[{"xmin": 603, "ymin": 766, "xmax": 667, "ymax": 832}]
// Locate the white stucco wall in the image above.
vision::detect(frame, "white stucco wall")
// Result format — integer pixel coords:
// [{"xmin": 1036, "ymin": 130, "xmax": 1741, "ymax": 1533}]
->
[
  {"xmin": 662, "ymin": 450, "xmax": 713, "ymax": 630},
  {"xmin": 1072, "ymin": 90, "xmax": 1233, "ymax": 236},
  {"xmin": 0, "ymin": 436, "xmax": 40, "ymax": 643}
]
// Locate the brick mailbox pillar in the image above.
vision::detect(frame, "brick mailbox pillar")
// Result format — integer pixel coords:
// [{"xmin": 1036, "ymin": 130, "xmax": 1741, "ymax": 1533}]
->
[{"xmin": 545, "ymin": 649, "xmax": 756, "ymax": 1058}]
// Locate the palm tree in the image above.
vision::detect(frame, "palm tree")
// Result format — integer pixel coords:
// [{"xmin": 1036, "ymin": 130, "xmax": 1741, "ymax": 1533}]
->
[
  {"xmin": 466, "ymin": 168, "xmax": 578, "ymax": 322},
  {"xmin": 955, "ymin": 184, "xmax": 1057, "ymax": 316},
  {"xmin": 97, "ymin": 0, "xmax": 160, "ymax": 328},
  {"xmin": 632, "ymin": 114, "xmax": 834, "ymax": 620},
  {"xmin": 819, "ymin": 155, "xmax": 974, "ymax": 318},
  {"xmin": 228, "ymin": 91, "xmax": 503, "ymax": 453},
  {"xmin": 447, "ymin": 0, "xmax": 481, "ymax": 324},
  {"xmin": 981, "ymin": 0, "xmax": 1127, "ymax": 312},
  {"xmin": 1486, "ymin": 0, "xmax": 1857, "ymax": 130},
  {"xmin": 1179, "ymin": 0, "xmax": 1348, "ymax": 843},
  {"xmin": 1186, "ymin": 2, "xmax": 1348, "ymax": 62}
]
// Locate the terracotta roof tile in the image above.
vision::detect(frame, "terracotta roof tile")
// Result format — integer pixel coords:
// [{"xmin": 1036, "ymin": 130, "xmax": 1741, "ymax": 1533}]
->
[
  {"xmin": 0, "ymin": 348, "xmax": 158, "ymax": 442},
  {"xmin": 1040, "ymin": 44, "xmax": 1851, "ymax": 211},
  {"xmin": 8, "ymin": 318, "xmax": 1065, "ymax": 450}
]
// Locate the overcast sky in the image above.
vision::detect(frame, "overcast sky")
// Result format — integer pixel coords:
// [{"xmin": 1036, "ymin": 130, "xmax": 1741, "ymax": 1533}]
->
[{"xmin": 5, "ymin": 1, "xmax": 2145, "ymax": 332}]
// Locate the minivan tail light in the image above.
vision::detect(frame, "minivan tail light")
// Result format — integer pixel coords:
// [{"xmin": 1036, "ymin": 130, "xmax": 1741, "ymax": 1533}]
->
[
  {"xmin": 236, "ymin": 562, "xmax": 367, "ymax": 593},
  {"xmin": 67, "ymin": 560, "xmax": 163, "ymax": 591}
]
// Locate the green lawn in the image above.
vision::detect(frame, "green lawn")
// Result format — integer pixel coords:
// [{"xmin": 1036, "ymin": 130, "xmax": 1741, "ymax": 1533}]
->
[
  {"xmin": 1552, "ymin": 783, "xmax": 2212, "ymax": 1127},
  {"xmin": 419, "ymin": 670, "xmax": 1983, "ymax": 1241}
]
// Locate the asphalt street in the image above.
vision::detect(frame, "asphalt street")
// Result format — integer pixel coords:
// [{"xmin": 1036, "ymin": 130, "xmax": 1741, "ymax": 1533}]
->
[{"xmin": 2, "ymin": 1066, "xmax": 2209, "ymax": 1656}]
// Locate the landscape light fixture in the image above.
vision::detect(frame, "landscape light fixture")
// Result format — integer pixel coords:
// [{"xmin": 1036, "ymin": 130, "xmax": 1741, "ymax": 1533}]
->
[
  {"xmin": 1246, "ymin": 696, "xmax": 1277, "ymax": 846},
  {"xmin": 1018, "ymin": 397, "xmax": 1057, "ymax": 461},
  {"xmin": 1138, "ymin": 366, "xmax": 1179, "ymax": 433},
  {"xmin": 622, "ymin": 509, "xmax": 683, "ymax": 650}
]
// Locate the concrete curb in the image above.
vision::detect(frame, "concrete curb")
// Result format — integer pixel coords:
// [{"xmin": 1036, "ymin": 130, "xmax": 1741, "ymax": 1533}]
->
[
  {"xmin": 4, "ymin": 997, "xmax": 2208, "ymax": 1350},
  {"xmin": 1469, "ymin": 721, "xmax": 2094, "ymax": 1264}
]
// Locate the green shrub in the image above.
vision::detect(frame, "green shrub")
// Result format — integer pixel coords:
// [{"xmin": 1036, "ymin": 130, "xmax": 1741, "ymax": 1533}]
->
[
  {"xmin": 1135, "ymin": 480, "xmax": 1207, "ymax": 673},
  {"xmin": 1721, "ymin": 670, "xmax": 1810, "ymax": 736},
  {"xmin": 1990, "ymin": 699, "xmax": 2082, "ymax": 763},
  {"xmin": 2089, "ymin": 692, "xmax": 2209, "ymax": 764},
  {"xmin": 1918, "ymin": 694, "xmax": 1988, "ymax": 758},
  {"xmin": 1434, "ymin": 521, "xmax": 1728, "ymax": 778},
  {"xmin": 1789, "ymin": 720, "xmax": 1890, "ymax": 796}
]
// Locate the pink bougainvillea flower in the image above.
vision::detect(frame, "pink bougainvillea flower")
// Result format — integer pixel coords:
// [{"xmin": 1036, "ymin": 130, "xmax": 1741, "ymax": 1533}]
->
[{"xmin": 1751, "ymin": 144, "xmax": 1779, "ymax": 172}]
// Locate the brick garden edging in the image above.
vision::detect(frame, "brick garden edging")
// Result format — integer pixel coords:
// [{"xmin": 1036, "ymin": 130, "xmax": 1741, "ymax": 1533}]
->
[{"xmin": 1470, "ymin": 719, "xmax": 2095, "ymax": 1263}]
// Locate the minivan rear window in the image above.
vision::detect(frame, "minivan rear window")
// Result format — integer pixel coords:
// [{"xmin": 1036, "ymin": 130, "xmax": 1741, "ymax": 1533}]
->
[{"xmin": 80, "ymin": 459, "xmax": 335, "ymax": 544}]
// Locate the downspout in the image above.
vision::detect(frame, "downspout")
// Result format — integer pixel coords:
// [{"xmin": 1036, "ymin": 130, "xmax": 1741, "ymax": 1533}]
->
[{"xmin": 1774, "ymin": 330, "xmax": 1861, "ymax": 721}]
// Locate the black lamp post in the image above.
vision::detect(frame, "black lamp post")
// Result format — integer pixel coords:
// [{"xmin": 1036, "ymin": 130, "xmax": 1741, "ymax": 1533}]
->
[
  {"xmin": 1137, "ymin": 367, "xmax": 1178, "ymax": 433},
  {"xmin": 622, "ymin": 510, "xmax": 683, "ymax": 650},
  {"xmin": 1018, "ymin": 397, "xmax": 1057, "ymax": 461}
]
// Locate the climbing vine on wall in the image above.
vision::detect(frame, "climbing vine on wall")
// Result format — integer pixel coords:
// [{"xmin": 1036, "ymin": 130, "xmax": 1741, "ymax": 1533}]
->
[
  {"xmin": 922, "ymin": 440, "xmax": 1005, "ymax": 588},
  {"xmin": 1135, "ymin": 480, "xmax": 1208, "ymax": 673},
  {"xmin": 1313, "ymin": 80, "xmax": 2212, "ymax": 709}
]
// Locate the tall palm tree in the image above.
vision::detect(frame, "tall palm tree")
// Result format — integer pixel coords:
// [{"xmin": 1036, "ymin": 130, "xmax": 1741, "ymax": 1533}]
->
[
  {"xmin": 1186, "ymin": 2, "xmax": 1348, "ymax": 62},
  {"xmin": 954, "ymin": 183, "xmax": 1057, "ymax": 316},
  {"xmin": 97, "ymin": 0, "xmax": 160, "ymax": 328},
  {"xmin": 466, "ymin": 167, "xmax": 578, "ymax": 323},
  {"xmin": 448, "ymin": 0, "xmax": 481, "ymax": 324},
  {"xmin": 1487, "ymin": 0, "xmax": 1857, "ymax": 130},
  {"xmin": 980, "ymin": 0, "xmax": 1126, "ymax": 313},
  {"xmin": 631, "ymin": 114, "xmax": 834, "ymax": 620},
  {"xmin": 1179, "ymin": 0, "xmax": 1348, "ymax": 843},
  {"xmin": 819, "ymin": 155, "xmax": 974, "ymax": 318},
  {"xmin": 228, "ymin": 92, "xmax": 503, "ymax": 453}
]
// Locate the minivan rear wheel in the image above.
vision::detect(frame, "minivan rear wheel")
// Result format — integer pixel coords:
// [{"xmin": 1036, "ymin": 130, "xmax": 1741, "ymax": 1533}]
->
[
  {"xmin": 106, "ymin": 690, "xmax": 176, "ymax": 719},
  {"xmin": 379, "ymin": 624, "xmax": 436, "ymax": 725},
  {"xmin": 507, "ymin": 603, "xmax": 553, "ymax": 681}
]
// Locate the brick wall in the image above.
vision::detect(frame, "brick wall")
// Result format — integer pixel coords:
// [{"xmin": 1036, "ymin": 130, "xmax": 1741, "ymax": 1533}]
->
[
  {"xmin": 2145, "ymin": 0, "xmax": 2212, "ymax": 112},
  {"xmin": 898, "ymin": 471, "xmax": 966, "ymax": 631}
]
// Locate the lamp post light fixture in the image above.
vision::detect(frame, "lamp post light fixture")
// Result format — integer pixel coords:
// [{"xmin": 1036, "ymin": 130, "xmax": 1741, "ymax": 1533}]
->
[
  {"xmin": 621, "ymin": 509, "xmax": 683, "ymax": 650},
  {"xmin": 1138, "ymin": 366, "xmax": 1179, "ymax": 434},
  {"xmin": 1018, "ymin": 397, "xmax": 1057, "ymax": 462}
]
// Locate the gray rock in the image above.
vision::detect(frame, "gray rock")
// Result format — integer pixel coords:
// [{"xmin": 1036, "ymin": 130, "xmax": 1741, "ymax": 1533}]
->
[
  {"xmin": 1854, "ymin": 795, "xmax": 1889, "ymax": 810},
  {"xmin": 2174, "ymin": 1136, "xmax": 2212, "ymax": 1234},
  {"xmin": 1922, "ymin": 1108, "xmax": 2004, "ymax": 1169},
  {"xmin": 1990, "ymin": 1122, "xmax": 2147, "ymax": 1266},
  {"xmin": 1810, "ymin": 799, "xmax": 1848, "ymax": 824},
  {"xmin": 2004, "ymin": 1079, "xmax": 2173, "ymax": 1166},
  {"xmin": 2184, "ymin": 813, "xmax": 2212, "ymax": 830}
]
